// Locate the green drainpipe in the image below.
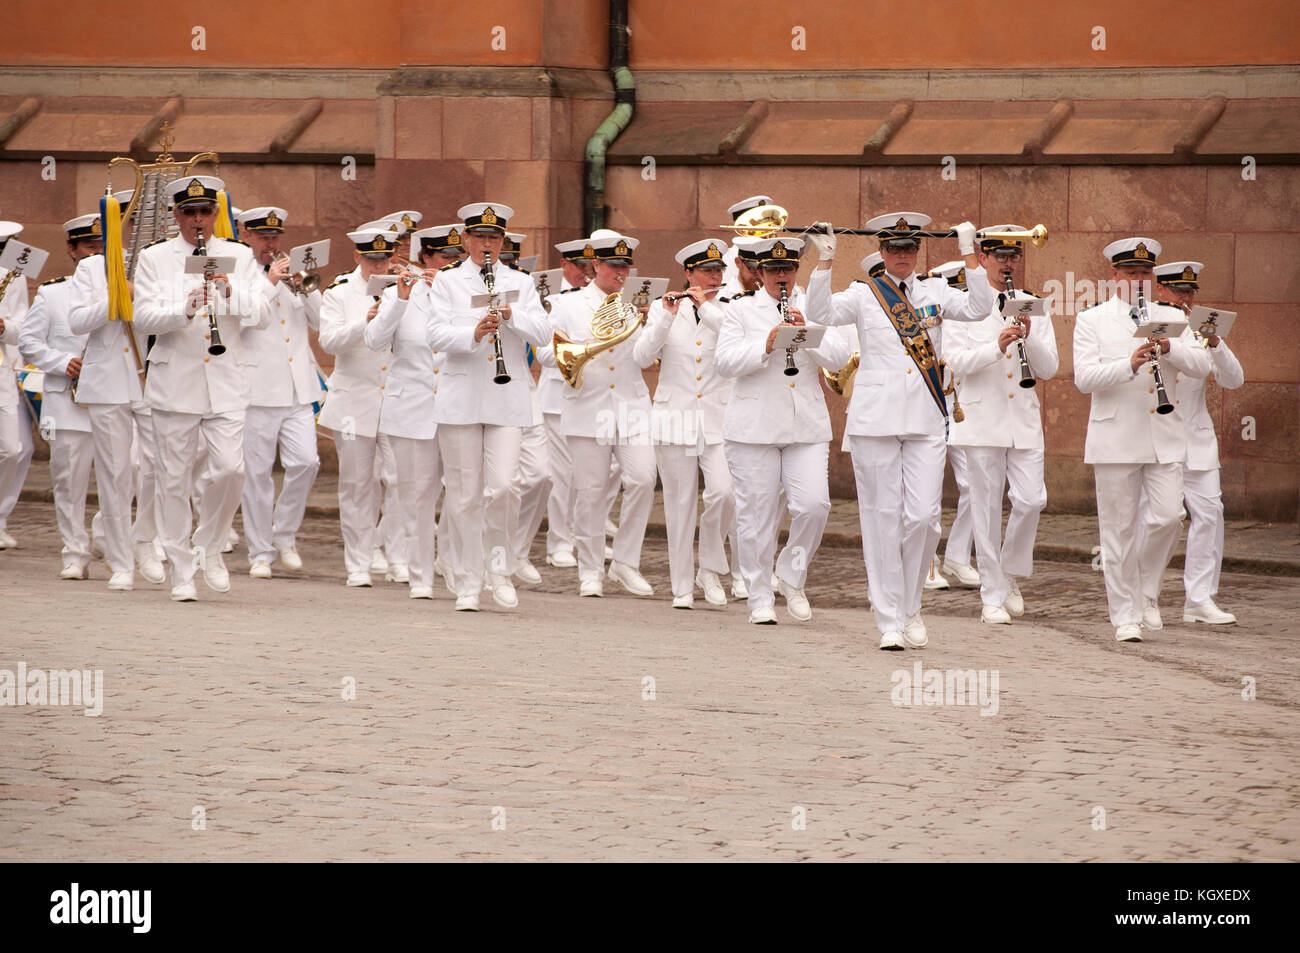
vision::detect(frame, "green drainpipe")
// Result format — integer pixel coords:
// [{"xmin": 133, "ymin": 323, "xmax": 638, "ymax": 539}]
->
[{"xmin": 584, "ymin": 0, "xmax": 633, "ymax": 236}]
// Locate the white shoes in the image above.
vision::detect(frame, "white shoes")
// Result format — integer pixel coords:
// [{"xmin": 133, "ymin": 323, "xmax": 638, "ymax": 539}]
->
[
  {"xmin": 943, "ymin": 560, "xmax": 981, "ymax": 587},
  {"xmin": 672, "ymin": 594, "xmax": 694, "ymax": 609},
  {"xmin": 696, "ymin": 569, "xmax": 727, "ymax": 606},
  {"xmin": 60, "ymin": 563, "xmax": 89, "ymax": 580},
  {"xmin": 454, "ymin": 594, "xmax": 480, "ymax": 611},
  {"xmin": 1183, "ymin": 600, "xmax": 1237, "ymax": 625},
  {"xmin": 346, "ymin": 571, "xmax": 373, "ymax": 587},
  {"xmin": 0, "ymin": 529, "xmax": 17, "ymax": 549},
  {"xmin": 370, "ymin": 550, "xmax": 389, "ymax": 574},
  {"xmin": 485, "ymin": 574, "xmax": 518, "ymax": 609},
  {"xmin": 1115, "ymin": 623, "xmax": 1143, "ymax": 642},
  {"xmin": 547, "ymin": 550, "xmax": 577, "ymax": 569},
  {"xmin": 604, "ymin": 517, "xmax": 618, "ymax": 537},
  {"xmin": 879, "ymin": 630, "xmax": 906, "ymax": 651},
  {"xmin": 277, "ymin": 546, "xmax": 303, "ymax": 570},
  {"xmin": 436, "ymin": 558, "xmax": 456, "ymax": 594},
  {"xmin": 981, "ymin": 604, "xmax": 1012, "ymax": 625},
  {"xmin": 924, "ymin": 560, "xmax": 949, "ymax": 590},
  {"xmin": 249, "ymin": 559, "xmax": 273, "ymax": 579},
  {"xmin": 579, "ymin": 577, "xmax": 603, "ymax": 598},
  {"xmin": 1141, "ymin": 599, "xmax": 1163, "ymax": 630},
  {"xmin": 222, "ymin": 529, "xmax": 237, "ymax": 554},
  {"xmin": 731, "ymin": 576, "xmax": 748, "ymax": 600},
  {"xmin": 903, "ymin": 613, "xmax": 929, "ymax": 649},
  {"xmin": 607, "ymin": 560, "xmax": 653, "ymax": 596},
  {"xmin": 134, "ymin": 542, "xmax": 166, "ymax": 584},
  {"xmin": 203, "ymin": 554, "xmax": 231, "ymax": 593},
  {"xmin": 776, "ymin": 578, "xmax": 812, "ymax": 621},
  {"xmin": 170, "ymin": 581, "xmax": 198, "ymax": 602},
  {"xmin": 386, "ymin": 562, "xmax": 410, "ymax": 583},
  {"xmin": 748, "ymin": 606, "xmax": 777, "ymax": 624},
  {"xmin": 1004, "ymin": 578, "xmax": 1025, "ymax": 617},
  {"xmin": 107, "ymin": 571, "xmax": 134, "ymax": 591},
  {"xmin": 604, "ymin": 545, "xmax": 614, "ymax": 561},
  {"xmin": 515, "ymin": 562, "xmax": 542, "ymax": 586},
  {"xmin": 409, "ymin": 586, "xmax": 434, "ymax": 600}
]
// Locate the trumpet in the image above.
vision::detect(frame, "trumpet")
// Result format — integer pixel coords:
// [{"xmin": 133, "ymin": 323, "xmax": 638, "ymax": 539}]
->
[
  {"xmin": 722, "ymin": 204, "xmax": 1049, "ymax": 248},
  {"xmin": 1005, "ymin": 274, "xmax": 1036, "ymax": 389},
  {"xmin": 272, "ymin": 251, "xmax": 321, "ymax": 296},
  {"xmin": 481, "ymin": 250, "xmax": 510, "ymax": 385},
  {"xmin": 778, "ymin": 282, "xmax": 798, "ymax": 376},
  {"xmin": 1135, "ymin": 284, "xmax": 1174, "ymax": 415},
  {"xmin": 194, "ymin": 228, "xmax": 225, "ymax": 356}
]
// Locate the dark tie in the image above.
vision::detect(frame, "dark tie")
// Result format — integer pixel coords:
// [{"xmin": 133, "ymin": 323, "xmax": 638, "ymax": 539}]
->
[{"xmin": 898, "ymin": 280, "xmax": 907, "ymax": 297}]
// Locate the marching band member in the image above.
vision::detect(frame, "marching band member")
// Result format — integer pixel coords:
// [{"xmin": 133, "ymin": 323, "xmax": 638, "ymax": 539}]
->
[
  {"xmin": 941, "ymin": 231, "xmax": 1059, "ymax": 623},
  {"xmin": 540, "ymin": 229, "xmax": 657, "ymax": 598},
  {"xmin": 0, "ymin": 221, "xmax": 32, "ymax": 551},
  {"xmin": 720, "ymin": 196, "xmax": 772, "ymax": 293},
  {"xmin": 633, "ymin": 239, "xmax": 738, "ymax": 609},
  {"xmin": 819, "ymin": 213, "xmax": 992, "ymax": 649},
  {"xmin": 132, "ymin": 175, "xmax": 270, "ymax": 601},
  {"xmin": 236, "ymin": 207, "xmax": 323, "ymax": 579},
  {"xmin": 1152, "ymin": 261, "xmax": 1243, "ymax": 625},
  {"xmin": 1073, "ymin": 238, "xmax": 1211, "ymax": 641},
  {"xmin": 317, "ymin": 227, "xmax": 402, "ymax": 588},
  {"xmin": 720, "ymin": 236, "xmax": 764, "ymax": 302},
  {"xmin": 17, "ymin": 214, "xmax": 103, "ymax": 580},
  {"xmin": 380, "ymin": 210, "xmax": 422, "ymax": 262},
  {"xmin": 426, "ymin": 203, "xmax": 552, "ymax": 611},
  {"xmin": 715, "ymin": 233, "xmax": 850, "ymax": 624},
  {"xmin": 534, "ymin": 238, "xmax": 595, "ymax": 570}
]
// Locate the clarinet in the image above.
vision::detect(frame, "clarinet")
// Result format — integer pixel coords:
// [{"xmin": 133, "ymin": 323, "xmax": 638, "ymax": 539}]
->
[
  {"xmin": 1135, "ymin": 284, "xmax": 1174, "ymax": 415},
  {"xmin": 480, "ymin": 250, "xmax": 510, "ymax": 385},
  {"xmin": 1005, "ymin": 274, "xmax": 1035, "ymax": 389},
  {"xmin": 779, "ymin": 282, "xmax": 798, "ymax": 376},
  {"xmin": 194, "ymin": 228, "xmax": 225, "ymax": 356}
]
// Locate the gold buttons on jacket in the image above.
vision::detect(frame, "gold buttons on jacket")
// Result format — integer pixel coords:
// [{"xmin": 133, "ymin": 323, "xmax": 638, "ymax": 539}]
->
[
  {"xmin": 203, "ymin": 357, "xmax": 210, "ymax": 363},
  {"xmin": 696, "ymin": 392, "xmax": 702, "ymax": 398},
  {"xmin": 1008, "ymin": 393, "xmax": 1014, "ymax": 399},
  {"xmin": 280, "ymin": 319, "xmax": 286, "ymax": 325},
  {"xmin": 123, "ymin": 347, "xmax": 129, "ymax": 352},
  {"xmin": 434, "ymin": 368, "xmax": 440, "ymax": 374},
  {"xmin": 906, "ymin": 368, "xmax": 912, "ymax": 374},
  {"xmin": 789, "ymin": 381, "xmax": 796, "ymax": 388},
  {"xmin": 1006, "ymin": 352, "xmax": 1012, "ymax": 359},
  {"xmin": 285, "ymin": 337, "xmax": 290, "ymax": 343},
  {"xmin": 696, "ymin": 357, "xmax": 702, "ymax": 363},
  {"xmin": 696, "ymin": 375, "xmax": 702, "ymax": 381},
  {"xmin": 381, "ymin": 365, "xmax": 387, "ymax": 371},
  {"xmin": 1149, "ymin": 408, "xmax": 1155, "ymax": 414},
  {"xmin": 1007, "ymin": 372, "xmax": 1013, "ymax": 379},
  {"xmin": 608, "ymin": 365, "xmax": 615, "ymax": 371},
  {"xmin": 288, "ymin": 356, "xmax": 293, "ymax": 362},
  {"xmin": 203, "ymin": 333, "xmax": 210, "ymax": 340},
  {"xmin": 1149, "ymin": 387, "xmax": 1154, "ymax": 394},
  {"xmin": 696, "ymin": 340, "xmax": 702, "ymax": 346},
  {"xmin": 609, "ymin": 384, "xmax": 615, "ymax": 389}
]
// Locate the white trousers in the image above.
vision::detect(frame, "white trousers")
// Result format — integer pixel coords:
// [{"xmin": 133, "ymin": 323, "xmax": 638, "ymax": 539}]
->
[
  {"xmin": 390, "ymin": 434, "xmax": 442, "ymax": 592},
  {"xmin": 542, "ymin": 412, "xmax": 574, "ymax": 556},
  {"xmin": 0, "ymin": 394, "xmax": 33, "ymax": 530},
  {"xmin": 87, "ymin": 403, "xmax": 158, "ymax": 574},
  {"xmin": 725, "ymin": 440, "xmax": 830, "ymax": 611},
  {"xmin": 49, "ymin": 428, "xmax": 95, "ymax": 568},
  {"xmin": 569, "ymin": 437, "xmax": 656, "ymax": 581},
  {"xmin": 241, "ymin": 404, "xmax": 321, "ymax": 563},
  {"xmin": 850, "ymin": 433, "xmax": 946, "ymax": 634},
  {"xmin": 373, "ymin": 434, "xmax": 405, "ymax": 565},
  {"xmin": 336, "ymin": 432, "xmax": 389, "ymax": 574},
  {"xmin": 1094, "ymin": 462, "xmax": 1183, "ymax": 626},
  {"xmin": 1183, "ymin": 467, "xmax": 1224, "ymax": 607},
  {"xmin": 657, "ymin": 442, "xmax": 734, "ymax": 598},
  {"xmin": 130, "ymin": 410, "xmax": 160, "ymax": 547},
  {"xmin": 513, "ymin": 420, "xmax": 551, "ymax": 566},
  {"xmin": 603, "ymin": 455, "xmax": 622, "ymax": 525},
  {"xmin": 962, "ymin": 446, "xmax": 1046, "ymax": 607},
  {"xmin": 438, "ymin": 423, "xmax": 522, "ymax": 596},
  {"xmin": 151, "ymin": 409, "xmax": 246, "ymax": 586},
  {"xmin": 942, "ymin": 446, "xmax": 975, "ymax": 566}
]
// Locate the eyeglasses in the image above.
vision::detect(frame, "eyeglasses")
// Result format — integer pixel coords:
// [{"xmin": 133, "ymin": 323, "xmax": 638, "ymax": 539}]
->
[{"xmin": 991, "ymin": 251, "xmax": 1024, "ymax": 263}]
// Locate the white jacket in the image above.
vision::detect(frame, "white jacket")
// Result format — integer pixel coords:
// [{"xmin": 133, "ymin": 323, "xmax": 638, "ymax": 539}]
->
[
  {"xmin": 132, "ymin": 235, "xmax": 270, "ymax": 415},
  {"xmin": 65, "ymin": 253, "xmax": 147, "ymax": 406},
  {"xmin": 1181, "ymin": 339, "xmax": 1244, "ymax": 471},
  {"xmin": 941, "ymin": 289, "xmax": 1060, "ymax": 450},
  {"xmin": 0, "ymin": 266, "xmax": 29, "ymax": 413},
  {"xmin": 714, "ymin": 270, "xmax": 850, "ymax": 446},
  {"xmin": 1073, "ymin": 295, "xmax": 1212, "ymax": 465},
  {"xmin": 18, "ymin": 274, "xmax": 92, "ymax": 433},
  {"xmin": 365, "ymin": 282, "xmax": 442, "ymax": 440},
  {"xmin": 316, "ymin": 268, "xmax": 390, "ymax": 439},
  {"xmin": 632, "ymin": 296, "xmax": 731, "ymax": 446},
  {"xmin": 240, "ymin": 276, "xmax": 324, "ymax": 408},
  {"xmin": 819, "ymin": 266, "xmax": 995, "ymax": 438}
]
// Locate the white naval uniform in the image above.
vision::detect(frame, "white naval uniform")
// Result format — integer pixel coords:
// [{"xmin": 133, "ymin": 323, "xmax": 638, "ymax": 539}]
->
[
  {"xmin": 239, "ymin": 274, "xmax": 324, "ymax": 567},
  {"xmin": 427, "ymin": 258, "xmax": 552, "ymax": 597},
  {"xmin": 538, "ymin": 280, "xmax": 657, "ymax": 583},
  {"xmin": 317, "ymin": 269, "xmax": 402, "ymax": 576},
  {"xmin": 942, "ymin": 288, "xmax": 1060, "ymax": 608},
  {"xmin": 0, "ymin": 268, "xmax": 32, "ymax": 536},
  {"xmin": 821, "ymin": 266, "xmax": 996, "ymax": 635},
  {"xmin": 632, "ymin": 294, "xmax": 735, "ymax": 599},
  {"xmin": 66, "ymin": 253, "xmax": 161, "ymax": 576},
  {"xmin": 1177, "ymin": 338, "xmax": 1244, "ymax": 608},
  {"xmin": 1073, "ymin": 294, "xmax": 1211, "ymax": 627},
  {"xmin": 132, "ymin": 234, "xmax": 270, "ymax": 587},
  {"xmin": 715, "ymin": 270, "xmax": 851, "ymax": 611},
  {"xmin": 367, "ymin": 282, "xmax": 444, "ymax": 594},
  {"xmin": 18, "ymin": 275, "xmax": 95, "ymax": 569},
  {"xmin": 534, "ymin": 280, "xmax": 584, "ymax": 559}
]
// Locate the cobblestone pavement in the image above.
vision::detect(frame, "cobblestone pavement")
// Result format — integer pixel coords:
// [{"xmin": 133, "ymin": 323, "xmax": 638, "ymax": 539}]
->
[{"xmin": 2, "ymin": 496, "xmax": 1297, "ymax": 862}]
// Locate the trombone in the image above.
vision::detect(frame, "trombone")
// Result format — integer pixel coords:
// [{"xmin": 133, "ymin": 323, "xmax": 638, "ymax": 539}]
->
[{"xmin": 721, "ymin": 204, "xmax": 1049, "ymax": 248}]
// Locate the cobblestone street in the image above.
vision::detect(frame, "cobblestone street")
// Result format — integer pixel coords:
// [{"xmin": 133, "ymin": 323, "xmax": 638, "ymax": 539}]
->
[{"xmin": 3, "ymin": 495, "xmax": 1297, "ymax": 862}]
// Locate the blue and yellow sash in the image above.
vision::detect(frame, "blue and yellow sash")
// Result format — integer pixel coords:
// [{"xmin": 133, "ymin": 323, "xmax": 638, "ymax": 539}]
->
[{"xmin": 865, "ymin": 275, "xmax": 948, "ymax": 420}]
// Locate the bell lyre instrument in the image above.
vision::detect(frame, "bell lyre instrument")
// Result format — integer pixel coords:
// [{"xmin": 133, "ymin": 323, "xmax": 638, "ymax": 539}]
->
[
  {"xmin": 721, "ymin": 205, "xmax": 1049, "ymax": 248},
  {"xmin": 554, "ymin": 291, "xmax": 645, "ymax": 390},
  {"xmin": 194, "ymin": 228, "xmax": 225, "ymax": 356},
  {"xmin": 480, "ymin": 249, "xmax": 510, "ymax": 385},
  {"xmin": 778, "ymin": 282, "xmax": 799, "ymax": 376},
  {"xmin": 1135, "ymin": 284, "xmax": 1174, "ymax": 415},
  {"xmin": 1005, "ymin": 274, "xmax": 1036, "ymax": 389}
]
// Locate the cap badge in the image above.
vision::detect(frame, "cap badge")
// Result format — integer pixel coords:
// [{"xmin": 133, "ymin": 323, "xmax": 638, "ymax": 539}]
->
[
  {"xmin": 447, "ymin": 230, "xmax": 460, "ymax": 246},
  {"xmin": 895, "ymin": 217, "xmax": 911, "ymax": 231},
  {"xmin": 1181, "ymin": 266, "xmax": 1195, "ymax": 280},
  {"xmin": 582, "ymin": 244, "xmax": 594, "ymax": 258},
  {"xmin": 90, "ymin": 219, "xmax": 102, "ymax": 236},
  {"xmin": 705, "ymin": 243, "xmax": 722, "ymax": 259},
  {"xmin": 614, "ymin": 240, "xmax": 629, "ymax": 257},
  {"xmin": 401, "ymin": 214, "xmax": 414, "ymax": 230},
  {"xmin": 186, "ymin": 178, "xmax": 205, "ymax": 198},
  {"xmin": 266, "ymin": 212, "xmax": 280, "ymax": 228},
  {"xmin": 481, "ymin": 207, "xmax": 498, "ymax": 226},
  {"xmin": 771, "ymin": 242, "xmax": 787, "ymax": 259},
  {"xmin": 1134, "ymin": 242, "xmax": 1149, "ymax": 260},
  {"xmin": 374, "ymin": 236, "xmax": 388, "ymax": 250}
]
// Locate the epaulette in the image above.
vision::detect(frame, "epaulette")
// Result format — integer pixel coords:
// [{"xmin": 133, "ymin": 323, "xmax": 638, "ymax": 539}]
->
[
  {"xmin": 439, "ymin": 260, "xmax": 463, "ymax": 271},
  {"xmin": 1024, "ymin": 290, "xmax": 1041, "ymax": 299},
  {"xmin": 731, "ymin": 289, "xmax": 756, "ymax": 299},
  {"xmin": 506, "ymin": 260, "xmax": 529, "ymax": 273},
  {"xmin": 851, "ymin": 279, "xmax": 866, "ymax": 285},
  {"xmin": 915, "ymin": 274, "xmax": 935, "ymax": 281},
  {"xmin": 225, "ymin": 238, "xmax": 249, "ymax": 248},
  {"xmin": 145, "ymin": 237, "xmax": 168, "ymax": 248},
  {"xmin": 558, "ymin": 286, "xmax": 579, "ymax": 294},
  {"xmin": 325, "ymin": 276, "xmax": 349, "ymax": 290},
  {"xmin": 40, "ymin": 275, "xmax": 68, "ymax": 287}
]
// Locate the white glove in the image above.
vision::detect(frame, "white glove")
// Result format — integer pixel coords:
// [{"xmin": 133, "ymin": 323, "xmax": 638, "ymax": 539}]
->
[
  {"xmin": 806, "ymin": 223, "xmax": 836, "ymax": 262},
  {"xmin": 955, "ymin": 221, "xmax": 977, "ymax": 257}
]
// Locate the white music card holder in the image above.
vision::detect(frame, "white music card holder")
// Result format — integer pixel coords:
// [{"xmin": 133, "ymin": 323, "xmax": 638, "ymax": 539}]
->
[
  {"xmin": 772, "ymin": 324, "xmax": 827, "ymax": 351},
  {"xmin": 0, "ymin": 241, "xmax": 50, "ymax": 281},
  {"xmin": 290, "ymin": 240, "xmax": 330, "ymax": 273},
  {"xmin": 1000, "ymin": 295, "xmax": 1047, "ymax": 320},
  {"xmin": 1188, "ymin": 305, "xmax": 1236, "ymax": 340},
  {"xmin": 364, "ymin": 274, "xmax": 400, "ymax": 296},
  {"xmin": 470, "ymin": 289, "xmax": 521, "ymax": 309}
]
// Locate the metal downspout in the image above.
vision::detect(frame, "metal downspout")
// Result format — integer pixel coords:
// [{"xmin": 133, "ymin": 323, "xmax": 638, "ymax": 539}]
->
[{"xmin": 584, "ymin": 0, "xmax": 633, "ymax": 236}]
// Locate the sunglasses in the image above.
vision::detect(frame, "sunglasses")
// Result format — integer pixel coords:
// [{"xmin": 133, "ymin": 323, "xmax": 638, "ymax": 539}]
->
[{"xmin": 178, "ymin": 205, "xmax": 217, "ymax": 217}]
